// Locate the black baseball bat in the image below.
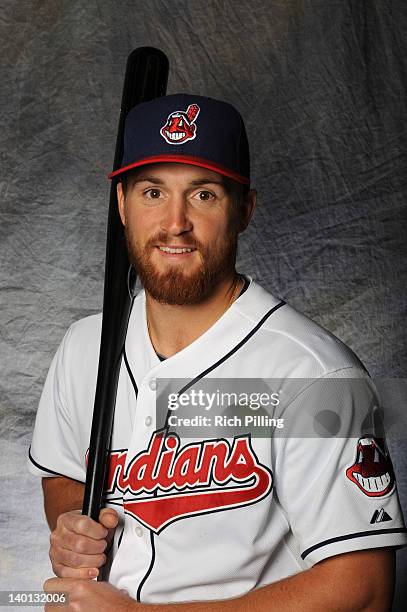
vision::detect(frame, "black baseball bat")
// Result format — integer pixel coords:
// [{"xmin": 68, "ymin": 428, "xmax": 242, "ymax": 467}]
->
[{"xmin": 82, "ymin": 48, "xmax": 169, "ymax": 522}]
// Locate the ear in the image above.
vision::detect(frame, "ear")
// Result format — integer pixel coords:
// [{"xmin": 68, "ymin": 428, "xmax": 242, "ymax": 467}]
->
[
  {"xmin": 116, "ymin": 181, "xmax": 126, "ymax": 226},
  {"xmin": 239, "ymin": 189, "xmax": 257, "ymax": 232}
]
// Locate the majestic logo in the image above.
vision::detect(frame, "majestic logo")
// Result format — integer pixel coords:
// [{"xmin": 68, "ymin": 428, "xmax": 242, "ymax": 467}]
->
[
  {"xmin": 160, "ymin": 104, "xmax": 200, "ymax": 145},
  {"xmin": 101, "ymin": 429, "xmax": 273, "ymax": 533},
  {"xmin": 346, "ymin": 436, "xmax": 395, "ymax": 497},
  {"xmin": 370, "ymin": 508, "xmax": 392, "ymax": 524}
]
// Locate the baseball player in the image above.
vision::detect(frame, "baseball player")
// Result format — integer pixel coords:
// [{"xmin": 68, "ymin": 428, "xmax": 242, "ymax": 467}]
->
[{"xmin": 28, "ymin": 94, "xmax": 407, "ymax": 611}]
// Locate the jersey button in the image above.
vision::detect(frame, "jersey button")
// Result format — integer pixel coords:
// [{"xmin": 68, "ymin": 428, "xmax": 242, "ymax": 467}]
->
[
  {"xmin": 135, "ymin": 526, "xmax": 143, "ymax": 537},
  {"xmin": 145, "ymin": 416, "xmax": 152, "ymax": 427},
  {"xmin": 149, "ymin": 379, "xmax": 157, "ymax": 391}
]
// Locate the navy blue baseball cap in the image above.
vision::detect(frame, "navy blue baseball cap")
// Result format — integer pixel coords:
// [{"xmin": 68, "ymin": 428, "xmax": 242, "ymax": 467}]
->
[{"xmin": 108, "ymin": 93, "xmax": 250, "ymax": 185}]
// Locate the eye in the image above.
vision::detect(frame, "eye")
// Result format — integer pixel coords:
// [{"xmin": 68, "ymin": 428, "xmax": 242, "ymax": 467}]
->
[
  {"xmin": 195, "ymin": 190, "xmax": 215, "ymax": 202},
  {"xmin": 145, "ymin": 188, "xmax": 162, "ymax": 199}
]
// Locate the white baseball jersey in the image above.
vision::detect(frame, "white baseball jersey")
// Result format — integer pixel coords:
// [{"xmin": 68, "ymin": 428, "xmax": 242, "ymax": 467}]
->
[{"xmin": 28, "ymin": 276, "xmax": 407, "ymax": 604}]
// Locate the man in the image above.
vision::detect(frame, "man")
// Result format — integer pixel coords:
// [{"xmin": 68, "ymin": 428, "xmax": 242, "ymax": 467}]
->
[{"xmin": 28, "ymin": 94, "xmax": 407, "ymax": 611}]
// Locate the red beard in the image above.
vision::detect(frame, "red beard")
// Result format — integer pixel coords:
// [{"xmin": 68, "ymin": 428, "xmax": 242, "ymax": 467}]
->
[{"xmin": 124, "ymin": 227, "xmax": 239, "ymax": 305}]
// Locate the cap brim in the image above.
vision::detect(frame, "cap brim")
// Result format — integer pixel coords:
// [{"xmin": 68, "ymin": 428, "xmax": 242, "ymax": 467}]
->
[{"xmin": 108, "ymin": 154, "xmax": 249, "ymax": 185}]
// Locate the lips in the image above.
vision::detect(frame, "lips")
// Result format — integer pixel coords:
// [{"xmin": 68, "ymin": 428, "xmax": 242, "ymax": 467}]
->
[
  {"xmin": 155, "ymin": 246, "xmax": 197, "ymax": 262},
  {"xmin": 156, "ymin": 245, "xmax": 197, "ymax": 254}
]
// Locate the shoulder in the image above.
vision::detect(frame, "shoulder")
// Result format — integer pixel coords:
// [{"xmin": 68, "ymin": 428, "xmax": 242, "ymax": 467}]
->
[
  {"xmin": 68, "ymin": 311, "xmax": 102, "ymax": 339},
  {"xmin": 59, "ymin": 312, "xmax": 103, "ymax": 365},
  {"xmin": 56, "ymin": 290, "xmax": 146, "ymax": 374},
  {"xmin": 234, "ymin": 278, "xmax": 367, "ymax": 378}
]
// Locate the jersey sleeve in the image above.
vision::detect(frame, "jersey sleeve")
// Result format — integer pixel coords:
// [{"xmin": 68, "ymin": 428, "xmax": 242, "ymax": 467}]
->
[
  {"xmin": 27, "ymin": 324, "xmax": 86, "ymax": 483},
  {"xmin": 273, "ymin": 369, "xmax": 407, "ymax": 566}
]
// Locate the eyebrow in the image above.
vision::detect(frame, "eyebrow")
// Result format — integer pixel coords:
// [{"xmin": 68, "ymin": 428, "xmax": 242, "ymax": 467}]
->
[
  {"xmin": 190, "ymin": 179, "xmax": 225, "ymax": 186},
  {"xmin": 130, "ymin": 176, "xmax": 226, "ymax": 187},
  {"xmin": 130, "ymin": 176, "xmax": 165, "ymax": 185}
]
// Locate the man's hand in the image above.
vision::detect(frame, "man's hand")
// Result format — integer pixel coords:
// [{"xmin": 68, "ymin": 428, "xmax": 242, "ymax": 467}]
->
[
  {"xmin": 49, "ymin": 508, "xmax": 119, "ymax": 579},
  {"xmin": 44, "ymin": 577, "xmax": 135, "ymax": 612}
]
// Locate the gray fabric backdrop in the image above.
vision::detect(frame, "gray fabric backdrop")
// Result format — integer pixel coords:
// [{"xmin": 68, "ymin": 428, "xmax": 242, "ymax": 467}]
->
[{"xmin": 1, "ymin": 0, "xmax": 406, "ymax": 609}]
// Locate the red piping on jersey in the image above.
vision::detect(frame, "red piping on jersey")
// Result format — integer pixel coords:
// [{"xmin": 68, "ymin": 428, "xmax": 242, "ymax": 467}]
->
[{"xmin": 107, "ymin": 155, "xmax": 250, "ymax": 185}]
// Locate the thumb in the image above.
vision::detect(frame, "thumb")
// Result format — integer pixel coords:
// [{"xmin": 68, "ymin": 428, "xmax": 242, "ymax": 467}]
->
[
  {"xmin": 98, "ymin": 508, "xmax": 119, "ymax": 530},
  {"xmin": 99, "ymin": 509, "xmax": 119, "ymax": 553}
]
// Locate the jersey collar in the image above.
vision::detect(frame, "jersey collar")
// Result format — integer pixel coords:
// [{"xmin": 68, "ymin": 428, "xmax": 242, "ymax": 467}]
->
[{"xmin": 124, "ymin": 276, "xmax": 283, "ymax": 385}]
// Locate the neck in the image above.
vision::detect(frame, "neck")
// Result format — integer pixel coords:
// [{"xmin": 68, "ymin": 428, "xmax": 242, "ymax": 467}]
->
[{"xmin": 145, "ymin": 272, "xmax": 242, "ymax": 358}]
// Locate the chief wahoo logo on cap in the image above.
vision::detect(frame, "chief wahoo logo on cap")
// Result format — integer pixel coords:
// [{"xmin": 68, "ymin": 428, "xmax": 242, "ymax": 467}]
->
[{"xmin": 160, "ymin": 104, "xmax": 200, "ymax": 145}]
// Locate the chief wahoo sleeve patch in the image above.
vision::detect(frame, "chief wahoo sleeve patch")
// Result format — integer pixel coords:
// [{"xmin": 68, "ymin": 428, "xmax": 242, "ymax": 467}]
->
[
  {"xmin": 346, "ymin": 436, "xmax": 396, "ymax": 497},
  {"xmin": 103, "ymin": 429, "xmax": 273, "ymax": 533}
]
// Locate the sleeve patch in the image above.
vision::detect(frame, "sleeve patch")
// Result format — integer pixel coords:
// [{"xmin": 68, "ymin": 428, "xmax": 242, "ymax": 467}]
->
[{"xmin": 345, "ymin": 437, "xmax": 395, "ymax": 497}]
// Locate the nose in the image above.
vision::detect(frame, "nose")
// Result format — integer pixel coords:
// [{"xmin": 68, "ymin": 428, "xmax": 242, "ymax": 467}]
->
[{"xmin": 160, "ymin": 194, "xmax": 193, "ymax": 235}]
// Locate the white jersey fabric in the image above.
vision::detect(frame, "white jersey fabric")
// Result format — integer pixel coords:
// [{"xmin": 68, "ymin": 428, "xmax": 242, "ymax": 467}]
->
[{"xmin": 28, "ymin": 276, "xmax": 407, "ymax": 604}]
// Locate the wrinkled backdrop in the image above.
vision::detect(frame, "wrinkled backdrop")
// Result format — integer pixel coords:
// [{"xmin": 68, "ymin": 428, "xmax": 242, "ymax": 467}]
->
[{"xmin": 1, "ymin": 0, "xmax": 406, "ymax": 609}]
